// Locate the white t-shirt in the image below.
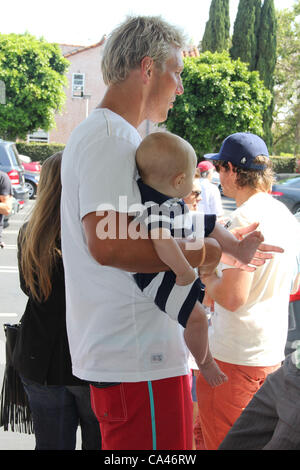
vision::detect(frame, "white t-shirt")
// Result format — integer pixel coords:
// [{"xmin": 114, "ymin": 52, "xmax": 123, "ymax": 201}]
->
[
  {"xmin": 209, "ymin": 192, "xmax": 300, "ymax": 366},
  {"xmin": 197, "ymin": 178, "xmax": 223, "ymax": 217},
  {"xmin": 61, "ymin": 108, "xmax": 189, "ymax": 382}
]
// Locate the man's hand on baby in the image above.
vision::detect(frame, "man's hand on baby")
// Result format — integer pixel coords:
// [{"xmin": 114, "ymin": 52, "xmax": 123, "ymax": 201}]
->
[
  {"xmin": 198, "ymin": 239, "xmax": 222, "ymax": 277},
  {"xmin": 175, "ymin": 267, "xmax": 197, "ymax": 286}
]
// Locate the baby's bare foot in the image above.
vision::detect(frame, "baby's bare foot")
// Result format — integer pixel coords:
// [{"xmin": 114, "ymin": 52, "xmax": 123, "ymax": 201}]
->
[{"xmin": 199, "ymin": 359, "xmax": 228, "ymax": 387}]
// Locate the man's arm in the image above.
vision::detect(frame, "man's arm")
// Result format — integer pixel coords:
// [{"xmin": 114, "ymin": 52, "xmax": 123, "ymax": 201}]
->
[
  {"xmin": 0, "ymin": 195, "xmax": 13, "ymax": 216},
  {"xmin": 82, "ymin": 211, "xmax": 205, "ymax": 272},
  {"xmin": 201, "ymin": 267, "xmax": 253, "ymax": 312}
]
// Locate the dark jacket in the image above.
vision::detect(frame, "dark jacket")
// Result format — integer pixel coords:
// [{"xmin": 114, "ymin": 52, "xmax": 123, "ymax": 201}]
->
[{"xmin": 13, "ymin": 227, "xmax": 84, "ymax": 386}]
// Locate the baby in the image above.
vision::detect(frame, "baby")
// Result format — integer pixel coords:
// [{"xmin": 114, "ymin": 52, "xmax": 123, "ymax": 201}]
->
[{"xmin": 134, "ymin": 132, "xmax": 265, "ymax": 387}]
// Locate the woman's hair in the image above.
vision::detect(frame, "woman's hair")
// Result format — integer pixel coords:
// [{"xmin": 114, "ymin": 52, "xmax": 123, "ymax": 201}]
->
[
  {"xmin": 19, "ymin": 151, "xmax": 62, "ymax": 302},
  {"xmin": 101, "ymin": 15, "xmax": 186, "ymax": 85},
  {"xmin": 215, "ymin": 155, "xmax": 276, "ymax": 192}
]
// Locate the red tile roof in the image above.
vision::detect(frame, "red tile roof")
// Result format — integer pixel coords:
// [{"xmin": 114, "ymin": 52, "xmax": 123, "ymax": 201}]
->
[
  {"xmin": 61, "ymin": 37, "xmax": 199, "ymax": 58},
  {"xmin": 182, "ymin": 46, "xmax": 200, "ymax": 57},
  {"xmin": 63, "ymin": 36, "xmax": 106, "ymax": 57}
]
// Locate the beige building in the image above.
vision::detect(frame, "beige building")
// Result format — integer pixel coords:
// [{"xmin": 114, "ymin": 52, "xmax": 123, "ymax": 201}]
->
[
  {"xmin": 36, "ymin": 40, "xmax": 199, "ymax": 145},
  {"xmin": 48, "ymin": 38, "xmax": 107, "ymax": 144}
]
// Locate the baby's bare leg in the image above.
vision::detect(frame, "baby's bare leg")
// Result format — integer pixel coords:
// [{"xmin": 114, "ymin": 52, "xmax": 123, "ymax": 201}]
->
[
  {"xmin": 184, "ymin": 300, "xmax": 227, "ymax": 388},
  {"xmin": 184, "ymin": 302, "xmax": 209, "ymax": 367}
]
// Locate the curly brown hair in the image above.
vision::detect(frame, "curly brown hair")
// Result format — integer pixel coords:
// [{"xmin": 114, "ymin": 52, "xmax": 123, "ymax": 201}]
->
[{"xmin": 214, "ymin": 156, "xmax": 275, "ymax": 192}]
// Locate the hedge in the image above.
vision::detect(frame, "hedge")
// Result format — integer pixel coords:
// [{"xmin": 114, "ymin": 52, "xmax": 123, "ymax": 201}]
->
[
  {"xmin": 269, "ymin": 155, "xmax": 296, "ymax": 174},
  {"xmin": 16, "ymin": 142, "xmax": 65, "ymax": 163},
  {"xmin": 16, "ymin": 142, "xmax": 299, "ymax": 174}
]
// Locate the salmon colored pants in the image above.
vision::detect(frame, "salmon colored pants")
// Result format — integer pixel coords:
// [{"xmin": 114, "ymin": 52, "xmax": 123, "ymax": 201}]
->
[{"xmin": 196, "ymin": 359, "xmax": 281, "ymax": 450}]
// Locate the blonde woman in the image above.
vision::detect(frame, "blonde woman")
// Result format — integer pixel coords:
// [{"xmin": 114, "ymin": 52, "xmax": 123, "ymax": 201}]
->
[{"xmin": 13, "ymin": 152, "xmax": 101, "ymax": 450}]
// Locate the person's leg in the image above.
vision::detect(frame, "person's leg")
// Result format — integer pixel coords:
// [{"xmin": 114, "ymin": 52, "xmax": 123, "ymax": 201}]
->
[
  {"xmin": 90, "ymin": 375, "xmax": 193, "ymax": 450},
  {"xmin": 219, "ymin": 356, "xmax": 300, "ymax": 450},
  {"xmin": 262, "ymin": 355, "xmax": 300, "ymax": 450},
  {"xmin": 196, "ymin": 360, "xmax": 280, "ymax": 450},
  {"xmin": 66, "ymin": 385, "xmax": 102, "ymax": 450},
  {"xmin": 218, "ymin": 378, "xmax": 279, "ymax": 449},
  {"xmin": 21, "ymin": 376, "xmax": 78, "ymax": 450},
  {"xmin": 193, "ymin": 370, "xmax": 206, "ymax": 450},
  {"xmin": 193, "ymin": 410, "xmax": 206, "ymax": 450}
]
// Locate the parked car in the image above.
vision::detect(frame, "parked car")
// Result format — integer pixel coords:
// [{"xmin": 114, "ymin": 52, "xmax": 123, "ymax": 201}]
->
[
  {"xmin": 18, "ymin": 154, "xmax": 41, "ymax": 199},
  {"xmin": 285, "ymin": 210, "xmax": 300, "ymax": 356},
  {"xmin": 271, "ymin": 175, "xmax": 300, "ymax": 214},
  {"xmin": 0, "ymin": 139, "xmax": 29, "ymax": 208},
  {"xmin": 285, "ymin": 286, "xmax": 300, "ymax": 357}
]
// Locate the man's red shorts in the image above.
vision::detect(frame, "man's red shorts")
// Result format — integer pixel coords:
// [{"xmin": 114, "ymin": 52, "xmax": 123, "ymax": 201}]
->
[{"xmin": 90, "ymin": 375, "xmax": 193, "ymax": 450}]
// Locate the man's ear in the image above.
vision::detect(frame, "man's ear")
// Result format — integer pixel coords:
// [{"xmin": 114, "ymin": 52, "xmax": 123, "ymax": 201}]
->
[
  {"xmin": 228, "ymin": 161, "xmax": 235, "ymax": 174},
  {"xmin": 140, "ymin": 56, "xmax": 154, "ymax": 84},
  {"xmin": 227, "ymin": 161, "xmax": 238, "ymax": 185}
]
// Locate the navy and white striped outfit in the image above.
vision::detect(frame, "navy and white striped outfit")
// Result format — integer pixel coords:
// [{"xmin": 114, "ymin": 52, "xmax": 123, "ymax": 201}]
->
[{"xmin": 134, "ymin": 179, "xmax": 216, "ymax": 328}]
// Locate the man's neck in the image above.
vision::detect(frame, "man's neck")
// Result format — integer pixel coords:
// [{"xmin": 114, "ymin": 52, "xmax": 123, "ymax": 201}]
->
[
  {"xmin": 97, "ymin": 77, "xmax": 146, "ymax": 129},
  {"xmin": 235, "ymin": 187, "xmax": 263, "ymax": 207}
]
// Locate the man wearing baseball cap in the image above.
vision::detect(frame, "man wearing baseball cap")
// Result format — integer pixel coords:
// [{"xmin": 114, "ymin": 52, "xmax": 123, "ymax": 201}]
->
[
  {"xmin": 196, "ymin": 160, "xmax": 224, "ymax": 220},
  {"xmin": 195, "ymin": 132, "xmax": 300, "ymax": 449}
]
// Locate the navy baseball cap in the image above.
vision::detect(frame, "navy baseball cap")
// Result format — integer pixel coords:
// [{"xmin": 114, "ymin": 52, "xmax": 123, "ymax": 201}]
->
[{"xmin": 204, "ymin": 132, "xmax": 269, "ymax": 170}]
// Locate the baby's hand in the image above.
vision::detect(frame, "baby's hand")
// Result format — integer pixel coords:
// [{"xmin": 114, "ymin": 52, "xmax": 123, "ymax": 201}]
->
[{"xmin": 175, "ymin": 267, "xmax": 197, "ymax": 286}]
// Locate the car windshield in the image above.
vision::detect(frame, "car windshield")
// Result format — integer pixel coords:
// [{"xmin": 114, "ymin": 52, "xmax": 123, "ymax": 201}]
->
[{"xmin": 279, "ymin": 177, "xmax": 300, "ymax": 188}]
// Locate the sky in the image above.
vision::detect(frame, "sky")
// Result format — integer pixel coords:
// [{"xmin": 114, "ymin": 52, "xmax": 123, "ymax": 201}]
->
[{"xmin": 0, "ymin": 0, "xmax": 298, "ymax": 47}]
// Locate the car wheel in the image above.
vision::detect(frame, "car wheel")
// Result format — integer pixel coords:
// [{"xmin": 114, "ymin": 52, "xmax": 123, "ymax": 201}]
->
[{"xmin": 25, "ymin": 180, "xmax": 36, "ymax": 199}]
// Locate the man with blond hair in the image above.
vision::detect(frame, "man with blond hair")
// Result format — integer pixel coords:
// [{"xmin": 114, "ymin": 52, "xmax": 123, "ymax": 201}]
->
[{"xmin": 61, "ymin": 18, "xmax": 282, "ymax": 450}]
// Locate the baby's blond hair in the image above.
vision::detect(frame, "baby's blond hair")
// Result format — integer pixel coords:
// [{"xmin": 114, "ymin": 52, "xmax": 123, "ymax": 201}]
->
[{"xmin": 136, "ymin": 132, "xmax": 194, "ymax": 192}]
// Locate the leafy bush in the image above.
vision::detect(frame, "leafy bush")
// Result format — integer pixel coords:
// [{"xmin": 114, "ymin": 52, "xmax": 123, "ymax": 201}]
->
[
  {"xmin": 164, "ymin": 51, "xmax": 271, "ymax": 158},
  {"xmin": 270, "ymin": 155, "xmax": 296, "ymax": 173},
  {"xmin": 16, "ymin": 142, "xmax": 65, "ymax": 162},
  {"xmin": 0, "ymin": 33, "xmax": 68, "ymax": 141}
]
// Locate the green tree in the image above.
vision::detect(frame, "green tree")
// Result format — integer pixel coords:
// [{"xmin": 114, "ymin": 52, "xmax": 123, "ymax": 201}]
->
[
  {"xmin": 273, "ymin": 1, "xmax": 300, "ymax": 155},
  {"xmin": 230, "ymin": 0, "xmax": 277, "ymax": 151},
  {"xmin": 164, "ymin": 52, "xmax": 271, "ymax": 157},
  {"xmin": 256, "ymin": 0, "xmax": 277, "ymax": 150},
  {"xmin": 201, "ymin": 0, "xmax": 230, "ymax": 52},
  {"xmin": 230, "ymin": 0, "xmax": 262, "ymax": 71},
  {"xmin": 0, "ymin": 33, "xmax": 69, "ymax": 141}
]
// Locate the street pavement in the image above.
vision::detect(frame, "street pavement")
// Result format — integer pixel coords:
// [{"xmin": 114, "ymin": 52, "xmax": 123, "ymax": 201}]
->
[
  {"xmin": 0, "ymin": 200, "xmax": 36, "ymax": 449},
  {"xmin": 0, "ymin": 195, "xmax": 236, "ymax": 450}
]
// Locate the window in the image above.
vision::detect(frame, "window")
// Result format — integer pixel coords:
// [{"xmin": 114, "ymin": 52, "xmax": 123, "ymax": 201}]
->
[
  {"xmin": 8, "ymin": 144, "xmax": 21, "ymax": 166},
  {"xmin": 27, "ymin": 130, "xmax": 49, "ymax": 143},
  {"xmin": 0, "ymin": 145, "xmax": 10, "ymax": 166},
  {"xmin": 72, "ymin": 73, "xmax": 85, "ymax": 97}
]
